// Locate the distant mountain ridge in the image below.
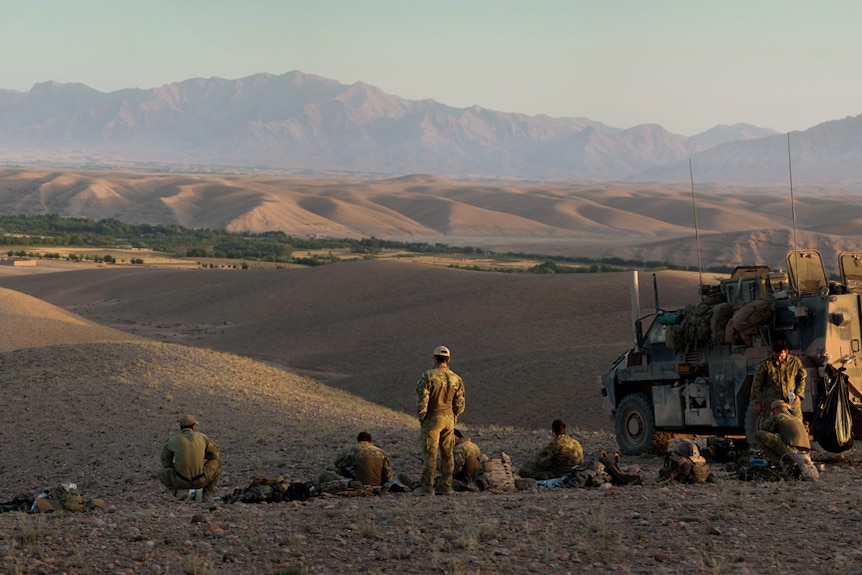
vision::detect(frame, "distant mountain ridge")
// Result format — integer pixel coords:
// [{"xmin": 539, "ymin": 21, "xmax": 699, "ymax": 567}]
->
[{"xmin": 0, "ymin": 71, "xmax": 859, "ymax": 183}]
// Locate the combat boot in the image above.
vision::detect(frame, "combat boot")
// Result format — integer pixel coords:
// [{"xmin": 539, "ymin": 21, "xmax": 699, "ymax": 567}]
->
[{"xmin": 790, "ymin": 451, "xmax": 820, "ymax": 481}]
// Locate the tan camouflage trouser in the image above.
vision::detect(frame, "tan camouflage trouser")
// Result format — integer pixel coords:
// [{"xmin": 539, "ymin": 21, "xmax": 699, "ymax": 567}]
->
[
  {"xmin": 754, "ymin": 430, "xmax": 793, "ymax": 463},
  {"xmin": 420, "ymin": 413, "xmax": 455, "ymax": 493},
  {"xmin": 158, "ymin": 459, "xmax": 221, "ymax": 495}
]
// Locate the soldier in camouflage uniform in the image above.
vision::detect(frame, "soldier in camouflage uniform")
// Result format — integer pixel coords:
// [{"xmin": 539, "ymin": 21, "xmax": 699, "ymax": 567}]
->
[
  {"xmin": 755, "ymin": 400, "xmax": 810, "ymax": 461},
  {"xmin": 518, "ymin": 419, "xmax": 584, "ymax": 480},
  {"xmin": 416, "ymin": 345, "xmax": 465, "ymax": 495},
  {"xmin": 755, "ymin": 399, "xmax": 819, "ymax": 480},
  {"xmin": 158, "ymin": 414, "xmax": 221, "ymax": 502},
  {"xmin": 751, "ymin": 340, "xmax": 806, "ymax": 422},
  {"xmin": 453, "ymin": 429, "xmax": 482, "ymax": 481},
  {"xmin": 450, "ymin": 428, "xmax": 483, "ymax": 491},
  {"xmin": 334, "ymin": 431, "xmax": 393, "ymax": 486}
]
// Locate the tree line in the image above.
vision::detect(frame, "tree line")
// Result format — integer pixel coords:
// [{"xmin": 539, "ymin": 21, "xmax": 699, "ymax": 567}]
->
[{"xmin": 0, "ymin": 214, "xmax": 729, "ymax": 273}]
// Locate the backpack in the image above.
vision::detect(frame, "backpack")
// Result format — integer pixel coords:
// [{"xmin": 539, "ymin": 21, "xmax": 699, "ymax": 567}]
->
[
  {"xmin": 659, "ymin": 441, "xmax": 713, "ymax": 484},
  {"xmin": 481, "ymin": 452, "xmax": 516, "ymax": 491}
]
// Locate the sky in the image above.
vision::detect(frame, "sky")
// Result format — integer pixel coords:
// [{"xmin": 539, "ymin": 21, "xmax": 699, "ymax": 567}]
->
[{"xmin": 2, "ymin": 0, "xmax": 860, "ymax": 136}]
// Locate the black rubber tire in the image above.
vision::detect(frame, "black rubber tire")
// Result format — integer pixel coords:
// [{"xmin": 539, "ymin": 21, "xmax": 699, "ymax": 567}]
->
[{"xmin": 615, "ymin": 392, "xmax": 656, "ymax": 455}]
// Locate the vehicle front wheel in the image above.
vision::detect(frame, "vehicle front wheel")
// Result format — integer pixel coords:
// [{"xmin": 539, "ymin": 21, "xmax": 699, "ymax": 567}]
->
[{"xmin": 614, "ymin": 392, "xmax": 656, "ymax": 455}]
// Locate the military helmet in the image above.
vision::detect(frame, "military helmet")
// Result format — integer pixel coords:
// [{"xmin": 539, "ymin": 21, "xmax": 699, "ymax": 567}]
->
[{"xmin": 675, "ymin": 440, "xmax": 700, "ymax": 458}]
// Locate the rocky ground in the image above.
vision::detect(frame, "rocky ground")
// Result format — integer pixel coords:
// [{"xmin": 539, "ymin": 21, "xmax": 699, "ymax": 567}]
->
[
  {"xmin": 3, "ymin": 263, "xmax": 862, "ymax": 574},
  {"xmin": 3, "ymin": 438, "xmax": 862, "ymax": 575}
]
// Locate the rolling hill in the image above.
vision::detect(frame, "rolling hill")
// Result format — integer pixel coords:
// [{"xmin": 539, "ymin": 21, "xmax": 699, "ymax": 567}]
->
[{"xmin": 2, "ymin": 168, "xmax": 862, "ymax": 271}]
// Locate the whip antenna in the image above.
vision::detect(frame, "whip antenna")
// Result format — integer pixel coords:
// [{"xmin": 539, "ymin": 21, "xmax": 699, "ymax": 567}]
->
[
  {"xmin": 787, "ymin": 132, "xmax": 801, "ymax": 285},
  {"xmin": 787, "ymin": 133, "xmax": 799, "ymax": 253},
  {"xmin": 689, "ymin": 158, "xmax": 704, "ymax": 295}
]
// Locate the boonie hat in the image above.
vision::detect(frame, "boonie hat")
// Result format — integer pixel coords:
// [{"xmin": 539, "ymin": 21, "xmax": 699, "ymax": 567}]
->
[
  {"xmin": 433, "ymin": 345, "xmax": 451, "ymax": 357},
  {"xmin": 179, "ymin": 414, "xmax": 197, "ymax": 427},
  {"xmin": 770, "ymin": 399, "xmax": 788, "ymax": 411}
]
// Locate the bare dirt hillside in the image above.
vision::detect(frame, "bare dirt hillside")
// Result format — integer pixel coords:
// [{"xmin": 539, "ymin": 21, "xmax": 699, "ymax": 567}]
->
[
  {"xmin": 0, "ymin": 287, "xmax": 145, "ymax": 352},
  {"xmin": 3, "ymin": 168, "xmax": 862, "ymax": 269},
  {"xmin": 3, "ymin": 276, "xmax": 862, "ymax": 574},
  {"xmin": 0, "ymin": 261, "xmax": 707, "ymax": 431}
]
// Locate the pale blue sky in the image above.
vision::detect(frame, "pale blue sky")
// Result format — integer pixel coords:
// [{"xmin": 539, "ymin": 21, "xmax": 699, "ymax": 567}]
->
[{"xmin": 2, "ymin": 0, "xmax": 860, "ymax": 135}]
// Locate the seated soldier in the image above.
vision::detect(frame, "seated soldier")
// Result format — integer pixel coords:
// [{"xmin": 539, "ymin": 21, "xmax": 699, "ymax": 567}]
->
[
  {"xmin": 755, "ymin": 399, "xmax": 819, "ymax": 481},
  {"xmin": 452, "ymin": 429, "xmax": 484, "ymax": 491},
  {"xmin": 158, "ymin": 414, "xmax": 221, "ymax": 502},
  {"xmin": 518, "ymin": 419, "xmax": 584, "ymax": 480},
  {"xmin": 334, "ymin": 431, "xmax": 393, "ymax": 486}
]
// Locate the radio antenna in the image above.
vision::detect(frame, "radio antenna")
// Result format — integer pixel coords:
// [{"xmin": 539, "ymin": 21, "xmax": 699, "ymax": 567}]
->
[
  {"xmin": 689, "ymin": 158, "xmax": 704, "ymax": 295},
  {"xmin": 787, "ymin": 133, "xmax": 799, "ymax": 253}
]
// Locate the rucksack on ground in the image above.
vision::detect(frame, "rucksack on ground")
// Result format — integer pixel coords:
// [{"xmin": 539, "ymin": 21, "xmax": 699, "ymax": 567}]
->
[{"xmin": 658, "ymin": 440, "xmax": 714, "ymax": 484}]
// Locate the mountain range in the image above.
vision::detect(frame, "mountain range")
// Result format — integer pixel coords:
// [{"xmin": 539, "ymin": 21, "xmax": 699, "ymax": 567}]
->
[{"xmin": 1, "ymin": 71, "xmax": 860, "ymax": 184}]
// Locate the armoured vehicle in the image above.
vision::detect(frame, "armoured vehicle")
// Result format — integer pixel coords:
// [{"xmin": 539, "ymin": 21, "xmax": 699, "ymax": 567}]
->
[{"xmin": 600, "ymin": 249, "xmax": 862, "ymax": 455}]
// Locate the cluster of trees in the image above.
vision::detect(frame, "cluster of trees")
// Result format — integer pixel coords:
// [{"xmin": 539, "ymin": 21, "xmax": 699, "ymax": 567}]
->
[
  {"xmin": 0, "ymin": 215, "xmax": 479, "ymax": 263},
  {"xmin": 5, "ymin": 249, "xmax": 144, "ymax": 264},
  {"xmin": 516, "ymin": 255, "xmax": 736, "ymax": 275},
  {"xmin": 0, "ymin": 214, "xmax": 717, "ymax": 274}
]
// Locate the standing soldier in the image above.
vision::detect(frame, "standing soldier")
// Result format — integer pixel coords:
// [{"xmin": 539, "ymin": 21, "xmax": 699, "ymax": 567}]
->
[
  {"xmin": 751, "ymin": 340, "xmax": 806, "ymax": 422},
  {"xmin": 416, "ymin": 345, "xmax": 465, "ymax": 496}
]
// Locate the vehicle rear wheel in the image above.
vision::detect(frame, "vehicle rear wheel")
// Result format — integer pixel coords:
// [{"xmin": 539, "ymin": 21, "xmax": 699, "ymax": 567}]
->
[{"xmin": 615, "ymin": 392, "xmax": 656, "ymax": 455}]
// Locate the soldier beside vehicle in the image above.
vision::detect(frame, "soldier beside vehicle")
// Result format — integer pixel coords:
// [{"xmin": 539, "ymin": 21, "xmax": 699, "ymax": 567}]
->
[
  {"xmin": 751, "ymin": 339, "xmax": 806, "ymax": 422},
  {"xmin": 754, "ymin": 399, "xmax": 820, "ymax": 481}
]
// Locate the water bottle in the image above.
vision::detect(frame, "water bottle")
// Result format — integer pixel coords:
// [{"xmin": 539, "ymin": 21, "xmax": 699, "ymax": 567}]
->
[{"xmin": 787, "ymin": 390, "xmax": 796, "ymax": 404}]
